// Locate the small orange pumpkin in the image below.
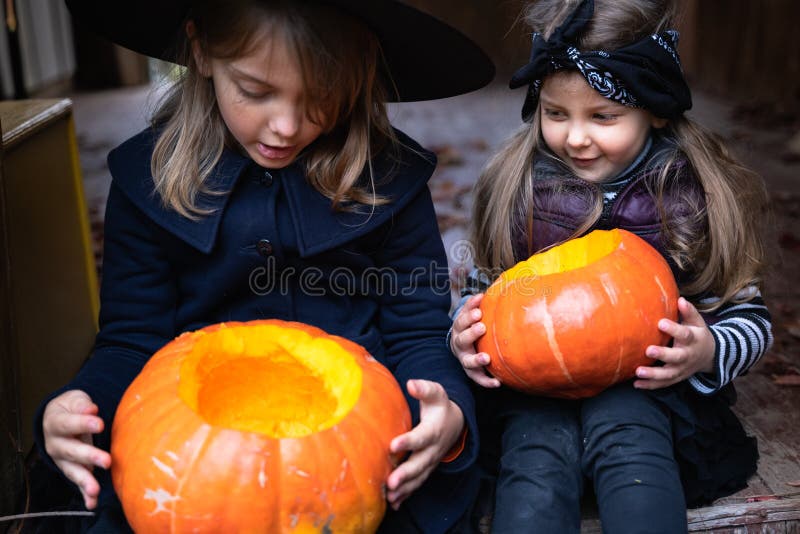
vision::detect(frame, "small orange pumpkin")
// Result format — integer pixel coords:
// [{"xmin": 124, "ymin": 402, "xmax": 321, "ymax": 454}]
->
[
  {"xmin": 477, "ymin": 228, "xmax": 679, "ymax": 399},
  {"xmin": 111, "ymin": 319, "xmax": 411, "ymax": 533}
]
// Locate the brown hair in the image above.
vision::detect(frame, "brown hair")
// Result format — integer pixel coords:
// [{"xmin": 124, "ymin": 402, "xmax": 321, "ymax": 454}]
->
[
  {"xmin": 471, "ymin": 0, "xmax": 768, "ymax": 310},
  {"xmin": 150, "ymin": 0, "xmax": 398, "ymax": 218}
]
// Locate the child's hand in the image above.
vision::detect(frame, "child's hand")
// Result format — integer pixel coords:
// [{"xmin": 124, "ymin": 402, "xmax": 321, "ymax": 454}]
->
[
  {"xmin": 385, "ymin": 379, "xmax": 465, "ymax": 510},
  {"xmin": 450, "ymin": 294, "xmax": 501, "ymax": 388},
  {"xmin": 42, "ymin": 390, "xmax": 112, "ymax": 510},
  {"xmin": 634, "ymin": 297, "xmax": 716, "ymax": 390}
]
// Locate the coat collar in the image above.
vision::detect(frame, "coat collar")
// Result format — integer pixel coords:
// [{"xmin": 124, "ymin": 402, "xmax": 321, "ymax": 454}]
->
[{"xmin": 107, "ymin": 128, "xmax": 437, "ymax": 256}]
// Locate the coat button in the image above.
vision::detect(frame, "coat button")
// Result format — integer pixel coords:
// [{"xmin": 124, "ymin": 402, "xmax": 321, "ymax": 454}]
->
[
  {"xmin": 261, "ymin": 171, "xmax": 273, "ymax": 186},
  {"xmin": 257, "ymin": 239, "xmax": 273, "ymax": 257}
]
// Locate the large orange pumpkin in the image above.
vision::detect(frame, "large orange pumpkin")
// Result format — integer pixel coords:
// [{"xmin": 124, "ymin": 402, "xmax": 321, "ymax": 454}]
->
[
  {"xmin": 477, "ymin": 228, "xmax": 679, "ymax": 399},
  {"xmin": 111, "ymin": 320, "xmax": 411, "ymax": 533}
]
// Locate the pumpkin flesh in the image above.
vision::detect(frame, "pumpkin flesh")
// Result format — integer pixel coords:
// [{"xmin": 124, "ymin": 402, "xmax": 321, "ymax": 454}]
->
[
  {"xmin": 477, "ymin": 229, "xmax": 679, "ymax": 398},
  {"xmin": 111, "ymin": 320, "xmax": 411, "ymax": 533}
]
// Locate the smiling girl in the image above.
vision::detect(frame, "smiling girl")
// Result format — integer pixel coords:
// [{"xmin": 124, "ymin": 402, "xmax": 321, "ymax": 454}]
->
[{"xmin": 449, "ymin": 0, "xmax": 772, "ymax": 532}]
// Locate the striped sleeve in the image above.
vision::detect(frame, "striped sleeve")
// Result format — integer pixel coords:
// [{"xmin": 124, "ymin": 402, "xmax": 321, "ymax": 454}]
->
[{"xmin": 688, "ymin": 287, "xmax": 773, "ymax": 395}]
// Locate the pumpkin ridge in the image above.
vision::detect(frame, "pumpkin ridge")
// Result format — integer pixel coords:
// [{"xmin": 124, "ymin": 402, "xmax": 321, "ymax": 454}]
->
[
  {"xmin": 173, "ymin": 424, "xmax": 212, "ymax": 531},
  {"xmin": 307, "ymin": 432, "xmax": 337, "ymax": 530},
  {"xmin": 277, "ymin": 439, "xmax": 290, "ymax": 531},
  {"xmin": 611, "ymin": 345, "xmax": 624, "ymax": 386},
  {"xmin": 352, "ymin": 391, "xmax": 397, "ymax": 462},
  {"xmin": 260, "ymin": 439, "xmax": 281, "ymax": 532},
  {"xmin": 539, "ymin": 299, "xmax": 579, "ymax": 388},
  {"xmin": 282, "ymin": 432, "xmax": 332, "ymax": 531},
  {"xmin": 331, "ymin": 425, "xmax": 370, "ymax": 531},
  {"xmin": 597, "ymin": 264, "xmax": 626, "ymax": 389},
  {"xmin": 490, "ymin": 276, "xmax": 548, "ymax": 390},
  {"xmin": 347, "ymin": 362, "xmax": 409, "ymax": 531},
  {"xmin": 489, "ymin": 315, "xmax": 531, "ymax": 389},
  {"xmin": 653, "ymin": 273, "xmax": 669, "ymax": 303}
]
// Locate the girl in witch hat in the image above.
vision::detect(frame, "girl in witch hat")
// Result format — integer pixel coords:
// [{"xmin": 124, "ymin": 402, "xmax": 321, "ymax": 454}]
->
[
  {"xmin": 37, "ymin": 1, "xmax": 495, "ymax": 532},
  {"xmin": 450, "ymin": 0, "xmax": 772, "ymax": 531}
]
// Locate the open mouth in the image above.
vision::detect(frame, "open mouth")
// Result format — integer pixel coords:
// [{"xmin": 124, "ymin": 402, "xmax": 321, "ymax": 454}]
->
[{"xmin": 258, "ymin": 143, "xmax": 295, "ymax": 160}]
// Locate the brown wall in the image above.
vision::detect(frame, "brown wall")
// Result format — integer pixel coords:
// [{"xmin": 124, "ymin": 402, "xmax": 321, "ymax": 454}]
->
[
  {"xmin": 687, "ymin": 0, "xmax": 800, "ymax": 111},
  {"xmin": 411, "ymin": 1, "xmax": 799, "ymax": 112}
]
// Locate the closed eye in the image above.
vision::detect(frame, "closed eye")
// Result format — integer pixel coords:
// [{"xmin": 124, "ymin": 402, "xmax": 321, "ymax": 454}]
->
[
  {"xmin": 543, "ymin": 108, "xmax": 566, "ymax": 120},
  {"xmin": 593, "ymin": 113, "xmax": 618, "ymax": 122},
  {"xmin": 236, "ymin": 85, "xmax": 271, "ymax": 100}
]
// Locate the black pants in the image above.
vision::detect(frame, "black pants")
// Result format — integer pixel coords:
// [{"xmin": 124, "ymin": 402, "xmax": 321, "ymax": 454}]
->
[{"xmin": 485, "ymin": 383, "xmax": 687, "ymax": 534}]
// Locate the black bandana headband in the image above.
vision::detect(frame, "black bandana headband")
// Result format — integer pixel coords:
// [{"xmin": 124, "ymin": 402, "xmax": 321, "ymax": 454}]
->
[{"xmin": 510, "ymin": 0, "xmax": 692, "ymax": 121}]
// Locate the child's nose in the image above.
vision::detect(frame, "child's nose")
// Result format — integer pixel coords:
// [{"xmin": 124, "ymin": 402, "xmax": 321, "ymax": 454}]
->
[
  {"xmin": 566, "ymin": 122, "xmax": 591, "ymax": 148},
  {"xmin": 270, "ymin": 106, "xmax": 301, "ymax": 140}
]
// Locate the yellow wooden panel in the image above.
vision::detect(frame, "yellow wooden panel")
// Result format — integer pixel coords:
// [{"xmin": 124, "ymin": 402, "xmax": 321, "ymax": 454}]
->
[{"xmin": 1, "ymin": 99, "xmax": 99, "ymax": 450}]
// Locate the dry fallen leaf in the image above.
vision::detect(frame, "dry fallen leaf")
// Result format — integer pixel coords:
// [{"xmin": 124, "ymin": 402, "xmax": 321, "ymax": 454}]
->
[
  {"xmin": 772, "ymin": 374, "xmax": 800, "ymax": 386},
  {"xmin": 746, "ymin": 494, "xmax": 779, "ymax": 503},
  {"xmin": 467, "ymin": 138, "xmax": 490, "ymax": 152},
  {"xmin": 437, "ymin": 213, "xmax": 469, "ymax": 233},
  {"xmin": 430, "ymin": 144, "xmax": 464, "ymax": 166}
]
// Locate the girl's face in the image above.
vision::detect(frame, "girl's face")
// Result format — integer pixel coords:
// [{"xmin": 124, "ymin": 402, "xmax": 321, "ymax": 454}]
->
[
  {"xmin": 196, "ymin": 30, "xmax": 325, "ymax": 169},
  {"xmin": 539, "ymin": 71, "xmax": 666, "ymax": 182}
]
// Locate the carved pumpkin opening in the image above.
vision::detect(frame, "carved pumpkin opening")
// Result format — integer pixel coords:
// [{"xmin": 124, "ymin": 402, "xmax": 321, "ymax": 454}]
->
[
  {"xmin": 504, "ymin": 228, "xmax": 622, "ymax": 280},
  {"xmin": 176, "ymin": 324, "xmax": 363, "ymax": 438}
]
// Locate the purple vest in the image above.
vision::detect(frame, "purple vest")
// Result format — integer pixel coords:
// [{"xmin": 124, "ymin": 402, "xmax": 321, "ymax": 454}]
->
[{"xmin": 511, "ymin": 145, "xmax": 707, "ymax": 284}]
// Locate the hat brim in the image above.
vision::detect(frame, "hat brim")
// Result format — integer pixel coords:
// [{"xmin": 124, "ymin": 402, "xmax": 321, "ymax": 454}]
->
[{"xmin": 64, "ymin": 0, "xmax": 496, "ymax": 102}]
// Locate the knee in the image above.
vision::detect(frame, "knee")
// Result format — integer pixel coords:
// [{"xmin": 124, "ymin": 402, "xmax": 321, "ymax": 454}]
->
[
  {"xmin": 581, "ymin": 387, "xmax": 674, "ymax": 470},
  {"xmin": 501, "ymin": 407, "xmax": 582, "ymax": 470}
]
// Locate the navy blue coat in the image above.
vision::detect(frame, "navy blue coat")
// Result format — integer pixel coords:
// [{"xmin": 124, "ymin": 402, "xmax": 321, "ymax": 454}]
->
[{"xmin": 35, "ymin": 127, "xmax": 479, "ymax": 533}]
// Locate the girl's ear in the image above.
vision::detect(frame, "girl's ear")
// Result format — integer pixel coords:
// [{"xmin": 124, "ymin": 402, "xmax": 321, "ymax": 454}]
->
[
  {"xmin": 651, "ymin": 116, "xmax": 669, "ymax": 129},
  {"xmin": 186, "ymin": 20, "xmax": 211, "ymax": 77}
]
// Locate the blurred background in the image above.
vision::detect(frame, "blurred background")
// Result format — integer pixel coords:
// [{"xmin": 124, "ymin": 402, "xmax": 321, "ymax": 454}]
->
[{"xmin": 0, "ymin": 0, "xmax": 798, "ymax": 530}]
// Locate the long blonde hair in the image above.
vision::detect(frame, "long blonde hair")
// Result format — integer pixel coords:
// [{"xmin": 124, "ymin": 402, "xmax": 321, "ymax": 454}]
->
[
  {"xmin": 471, "ymin": 0, "xmax": 768, "ymax": 310},
  {"xmin": 150, "ymin": 0, "xmax": 398, "ymax": 218}
]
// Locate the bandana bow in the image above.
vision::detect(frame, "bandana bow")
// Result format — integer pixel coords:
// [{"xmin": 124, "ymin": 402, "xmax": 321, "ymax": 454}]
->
[{"xmin": 510, "ymin": 0, "xmax": 692, "ymax": 120}]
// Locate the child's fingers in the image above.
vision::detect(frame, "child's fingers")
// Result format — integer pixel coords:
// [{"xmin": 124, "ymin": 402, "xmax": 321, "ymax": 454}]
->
[
  {"xmin": 454, "ymin": 305, "xmax": 482, "ymax": 333},
  {"xmin": 386, "ymin": 451, "xmax": 435, "ymax": 510},
  {"xmin": 46, "ymin": 412, "xmax": 103, "ymax": 441},
  {"xmin": 47, "ymin": 433, "xmax": 110, "ymax": 469},
  {"xmin": 465, "ymin": 368, "xmax": 502, "ymax": 388},
  {"xmin": 465, "ymin": 293, "xmax": 484, "ymax": 309},
  {"xmin": 57, "ymin": 461, "xmax": 100, "ymax": 509},
  {"xmin": 453, "ymin": 322, "xmax": 486, "ymax": 352},
  {"xmin": 66, "ymin": 395, "xmax": 99, "ymax": 416},
  {"xmin": 677, "ymin": 297, "xmax": 706, "ymax": 327},
  {"xmin": 458, "ymin": 352, "xmax": 501, "ymax": 388},
  {"xmin": 657, "ymin": 319, "xmax": 695, "ymax": 347},
  {"xmin": 646, "ymin": 345, "xmax": 689, "ymax": 367},
  {"xmin": 461, "ymin": 352, "xmax": 490, "ymax": 370},
  {"xmin": 405, "ymin": 379, "xmax": 447, "ymax": 407},
  {"xmin": 57, "ymin": 389, "xmax": 98, "ymax": 416},
  {"xmin": 634, "ymin": 364, "xmax": 681, "ymax": 389}
]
